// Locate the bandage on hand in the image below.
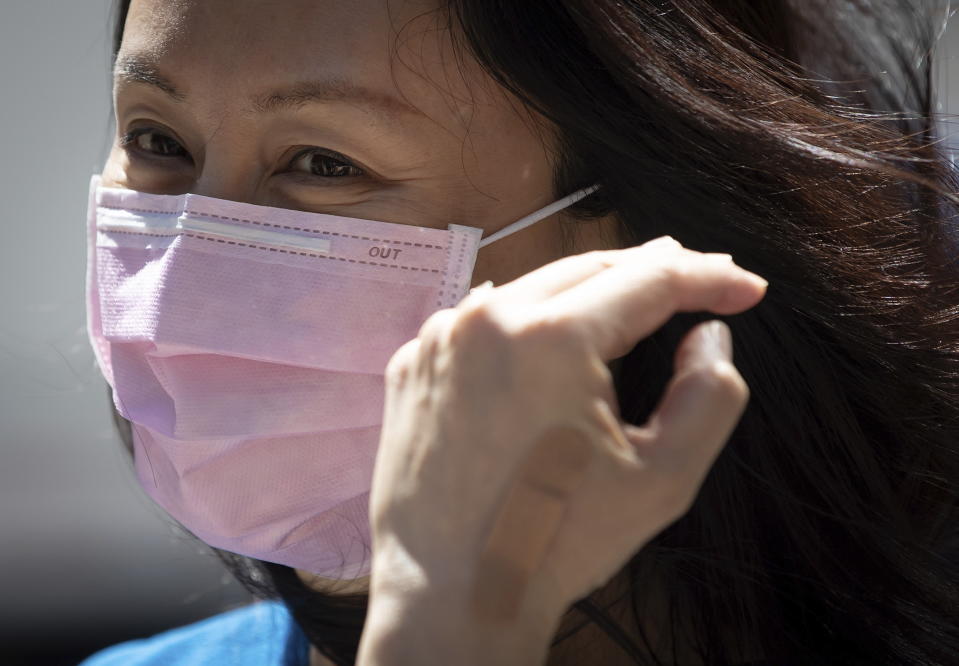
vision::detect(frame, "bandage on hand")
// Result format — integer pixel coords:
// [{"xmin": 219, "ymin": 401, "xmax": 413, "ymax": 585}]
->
[{"xmin": 471, "ymin": 424, "xmax": 595, "ymax": 620}]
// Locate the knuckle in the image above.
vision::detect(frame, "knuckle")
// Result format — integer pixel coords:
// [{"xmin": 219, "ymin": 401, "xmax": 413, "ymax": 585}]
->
[
  {"xmin": 417, "ymin": 307, "xmax": 457, "ymax": 341},
  {"xmin": 515, "ymin": 310, "xmax": 586, "ymax": 352},
  {"xmin": 663, "ymin": 462, "xmax": 712, "ymax": 515},
  {"xmin": 653, "ymin": 476, "xmax": 698, "ymax": 522},
  {"xmin": 384, "ymin": 339, "xmax": 419, "ymax": 385},
  {"xmin": 447, "ymin": 299, "xmax": 509, "ymax": 348},
  {"xmin": 642, "ymin": 235, "xmax": 684, "ymax": 251},
  {"xmin": 654, "ymin": 260, "xmax": 687, "ymax": 295},
  {"xmin": 668, "ymin": 486, "xmax": 699, "ymax": 520},
  {"xmin": 704, "ymin": 359, "xmax": 750, "ymax": 401},
  {"xmin": 683, "ymin": 359, "xmax": 749, "ymax": 402},
  {"xmin": 652, "ymin": 247, "xmax": 726, "ymax": 289},
  {"xmin": 582, "ymin": 248, "xmax": 618, "ymax": 268}
]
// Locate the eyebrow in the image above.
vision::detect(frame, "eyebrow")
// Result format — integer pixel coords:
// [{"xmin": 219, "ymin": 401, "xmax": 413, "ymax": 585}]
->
[
  {"xmin": 113, "ymin": 54, "xmax": 422, "ymax": 120},
  {"xmin": 252, "ymin": 80, "xmax": 422, "ymax": 119},
  {"xmin": 114, "ymin": 54, "xmax": 185, "ymax": 101}
]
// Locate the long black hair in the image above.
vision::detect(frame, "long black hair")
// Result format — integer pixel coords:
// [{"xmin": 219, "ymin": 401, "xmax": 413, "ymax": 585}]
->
[{"xmin": 107, "ymin": 1, "xmax": 959, "ymax": 664}]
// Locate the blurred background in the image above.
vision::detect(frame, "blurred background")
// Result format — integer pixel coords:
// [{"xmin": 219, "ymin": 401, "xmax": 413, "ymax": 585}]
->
[{"xmin": 0, "ymin": 2, "xmax": 957, "ymax": 665}]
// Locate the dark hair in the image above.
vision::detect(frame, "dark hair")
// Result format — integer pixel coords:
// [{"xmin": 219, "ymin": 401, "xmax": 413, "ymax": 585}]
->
[{"xmin": 107, "ymin": 1, "xmax": 959, "ymax": 664}]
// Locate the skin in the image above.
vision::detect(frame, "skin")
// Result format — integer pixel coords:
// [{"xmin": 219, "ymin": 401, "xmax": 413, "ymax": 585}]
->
[{"xmin": 106, "ymin": 1, "xmax": 767, "ymax": 664}]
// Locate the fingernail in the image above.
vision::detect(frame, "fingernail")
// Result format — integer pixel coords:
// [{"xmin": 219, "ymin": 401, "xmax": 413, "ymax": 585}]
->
[
  {"xmin": 706, "ymin": 320, "xmax": 732, "ymax": 360},
  {"xmin": 468, "ymin": 279, "xmax": 495, "ymax": 294},
  {"xmin": 646, "ymin": 235, "xmax": 680, "ymax": 248},
  {"xmin": 746, "ymin": 273, "xmax": 768, "ymax": 289},
  {"xmin": 706, "ymin": 253, "xmax": 733, "ymax": 263}
]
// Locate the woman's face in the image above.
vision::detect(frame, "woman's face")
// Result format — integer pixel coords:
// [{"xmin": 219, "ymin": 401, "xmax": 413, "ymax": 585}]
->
[
  {"xmin": 105, "ymin": 0, "xmax": 622, "ymax": 599},
  {"xmin": 104, "ymin": 0, "xmax": 621, "ymax": 291}
]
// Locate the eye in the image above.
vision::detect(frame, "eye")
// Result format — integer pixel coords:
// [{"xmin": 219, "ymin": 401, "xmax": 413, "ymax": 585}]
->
[
  {"xmin": 289, "ymin": 148, "xmax": 364, "ymax": 178},
  {"xmin": 120, "ymin": 127, "xmax": 192, "ymax": 161}
]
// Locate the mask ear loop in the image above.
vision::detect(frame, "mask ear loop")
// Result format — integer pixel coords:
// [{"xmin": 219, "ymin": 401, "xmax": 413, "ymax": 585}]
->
[{"xmin": 477, "ymin": 184, "xmax": 601, "ymax": 249}]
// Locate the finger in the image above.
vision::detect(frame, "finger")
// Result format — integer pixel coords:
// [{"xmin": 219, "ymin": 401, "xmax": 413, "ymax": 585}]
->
[
  {"xmin": 624, "ymin": 320, "xmax": 748, "ymax": 489},
  {"xmin": 489, "ymin": 236, "xmax": 683, "ymax": 304},
  {"xmin": 534, "ymin": 248, "xmax": 767, "ymax": 361}
]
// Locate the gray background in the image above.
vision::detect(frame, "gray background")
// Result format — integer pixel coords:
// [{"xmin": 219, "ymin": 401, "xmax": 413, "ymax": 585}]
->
[
  {"xmin": 1, "ymin": 2, "xmax": 957, "ymax": 665},
  {"xmin": 0, "ymin": 3, "xmax": 251, "ymax": 665}
]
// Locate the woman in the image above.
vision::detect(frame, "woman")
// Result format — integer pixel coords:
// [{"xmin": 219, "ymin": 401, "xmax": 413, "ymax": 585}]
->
[{"xmin": 80, "ymin": 0, "xmax": 959, "ymax": 664}]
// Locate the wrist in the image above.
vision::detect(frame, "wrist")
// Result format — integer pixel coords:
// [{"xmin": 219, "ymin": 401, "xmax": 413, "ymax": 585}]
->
[
  {"xmin": 356, "ymin": 543, "xmax": 565, "ymax": 666},
  {"xmin": 358, "ymin": 589, "xmax": 562, "ymax": 666}
]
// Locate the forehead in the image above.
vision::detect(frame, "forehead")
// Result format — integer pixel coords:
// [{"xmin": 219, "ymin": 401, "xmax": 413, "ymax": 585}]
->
[
  {"xmin": 120, "ymin": 0, "xmax": 493, "ymax": 121},
  {"xmin": 124, "ymin": 0, "xmax": 405, "ymax": 65}
]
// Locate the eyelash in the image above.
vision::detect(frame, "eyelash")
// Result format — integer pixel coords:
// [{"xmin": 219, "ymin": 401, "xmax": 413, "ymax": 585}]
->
[
  {"xmin": 120, "ymin": 127, "xmax": 192, "ymax": 162},
  {"xmin": 288, "ymin": 147, "xmax": 365, "ymax": 179},
  {"xmin": 119, "ymin": 127, "xmax": 365, "ymax": 179}
]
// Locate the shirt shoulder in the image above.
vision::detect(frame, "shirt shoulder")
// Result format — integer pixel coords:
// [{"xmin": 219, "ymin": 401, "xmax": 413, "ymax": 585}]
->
[{"xmin": 78, "ymin": 600, "xmax": 308, "ymax": 666}]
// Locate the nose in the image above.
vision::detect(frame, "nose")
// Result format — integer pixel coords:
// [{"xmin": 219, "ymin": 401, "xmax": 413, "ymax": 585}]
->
[
  {"xmin": 190, "ymin": 172, "xmax": 257, "ymax": 204},
  {"xmin": 188, "ymin": 143, "xmax": 261, "ymax": 204}
]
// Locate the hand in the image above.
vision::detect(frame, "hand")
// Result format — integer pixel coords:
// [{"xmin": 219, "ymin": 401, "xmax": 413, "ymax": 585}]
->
[{"xmin": 358, "ymin": 236, "xmax": 767, "ymax": 665}]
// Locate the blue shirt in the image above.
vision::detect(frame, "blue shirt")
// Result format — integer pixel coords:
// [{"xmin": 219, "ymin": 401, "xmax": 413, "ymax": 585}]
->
[
  {"xmin": 78, "ymin": 601, "xmax": 309, "ymax": 666},
  {"xmin": 76, "ymin": 599, "xmax": 801, "ymax": 665}
]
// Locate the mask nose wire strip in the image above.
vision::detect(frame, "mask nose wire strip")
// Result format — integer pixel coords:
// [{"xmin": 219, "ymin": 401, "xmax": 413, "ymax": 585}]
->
[
  {"xmin": 477, "ymin": 184, "xmax": 601, "ymax": 249},
  {"xmin": 96, "ymin": 213, "xmax": 334, "ymax": 256}
]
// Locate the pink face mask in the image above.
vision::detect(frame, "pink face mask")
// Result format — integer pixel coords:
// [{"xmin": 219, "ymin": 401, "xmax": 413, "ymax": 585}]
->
[{"xmin": 86, "ymin": 175, "xmax": 598, "ymax": 579}]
